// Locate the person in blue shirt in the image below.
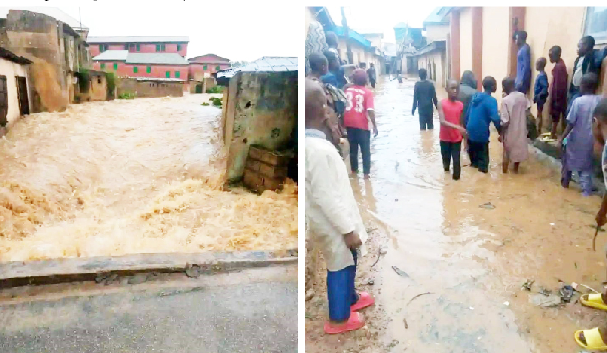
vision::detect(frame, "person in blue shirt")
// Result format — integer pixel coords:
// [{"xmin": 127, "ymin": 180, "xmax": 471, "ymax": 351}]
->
[
  {"xmin": 514, "ymin": 31, "xmax": 531, "ymax": 94},
  {"xmin": 321, "ymin": 51, "xmax": 340, "ymax": 88},
  {"xmin": 533, "ymin": 57, "xmax": 549, "ymax": 134},
  {"xmin": 465, "ymin": 76, "xmax": 501, "ymax": 173}
]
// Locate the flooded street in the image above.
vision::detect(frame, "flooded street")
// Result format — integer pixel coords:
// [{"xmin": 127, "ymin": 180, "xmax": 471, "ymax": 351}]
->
[
  {"xmin": 0, "ymin": 94, "xmax": 297, "ymax": 262},
  {"xmin": 306, "ymin": 77, "xmax": 606, "ymax": 352}
]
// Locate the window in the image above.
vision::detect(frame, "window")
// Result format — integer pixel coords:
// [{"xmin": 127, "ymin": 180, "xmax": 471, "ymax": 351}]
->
[
  {"xmin": 137, "ymin": 44, "xmax": 140, "ymax": 52},
  {"xmin": 215, "ymin": 65, "xmax": 220, "ymax": 70},
  {"xmin": 177, "ymin": 44, "xmax": 181, "ymax": 51},
  {"xmin": 146, "ymin": 66, "xmax": 151, "ymax": 73},
  {"xmin": 113, "ymin": 63, "xmax": 118, "ymax": 70},
  {"xmin": 100, "ymin": 44, "xmax": 106, "ymax": 52},
  {"xmin": 125, "ymin": 44, "xmax": 129, "ymax": 50},
  {"xmin": 584, "ymin": 7, "xmax": 607, "ymax": 42},
  {"xmin": 134, "ymin": 67, "xmax": 138, "ymax": 73},
  {"xmin": 161, "ymin": 44, "xmax": 166, "ymax": 51},
  {"xmin": 156, "ymin": 44, "xmax": 161, "ymax": 52},
  {"xmin": 166, "ymin": 71, "xmax": 170, "ymax": 78},
  {"xmin": 97, "ymin": 77, "xmax": 102, "ymax": 84},
  {"xmin": 100, "ymin": 63, "xmax": 106, "ymax": 69},
  {"xmin": 175, "ymin": 71, "xmax": 180, "ymax": 78},
  {"xmin": 203, "ymin": 65, "xmax": 207, "ymax": 70}
]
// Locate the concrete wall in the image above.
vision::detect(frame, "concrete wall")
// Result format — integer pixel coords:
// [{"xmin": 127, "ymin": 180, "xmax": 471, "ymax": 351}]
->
[
  {"xmin": 224, "ymin": 71, "xmax": 297, "ymax": 182},
  {"xmin": 526, "ymin": 7, "xmax": 586, "ymax": 115},
  {"xmin": 93, "ymin": 61, "xmax": 188, "ymax": 80},
  {"xmin": 459, "ymin": 8, "xmax": 473, "ymax": 75},
  {"xmin": 116, "ymin": 78, "xmax": 183, "ymax": 98},
  {"xmin": 426, "ymin": 24, "xmax": 449, "ymax": 43},
  {"xmin": 417, "ymin": 51, "xmax": 446, "ymax": 88},
  {"xmin": 89, "ymin": 74, "xmax": 106, "ymax": 101},
  {"xmin": 0, "ymin": 58, "xmax": 31, "ymax": 126},
  {"xmin": 90, "ymin": 42, "xmax": 188, "ymax": 57},
  {"xmin": 482, "ymin": 6, "xmax": 510, "ymax": 99}
]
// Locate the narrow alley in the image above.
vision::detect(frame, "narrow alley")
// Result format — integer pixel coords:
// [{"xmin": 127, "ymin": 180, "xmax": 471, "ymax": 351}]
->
[
  {"xmin": 0, "ymin": 94, "xmax": 297, "ymax": 261},
  {"xmin": 306, "ymin": 77, "xmax": 607, "ymax": 353}
]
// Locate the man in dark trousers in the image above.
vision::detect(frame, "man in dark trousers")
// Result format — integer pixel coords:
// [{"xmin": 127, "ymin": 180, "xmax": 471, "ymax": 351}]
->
[
  {"xmin": 367, "ymin": 63, "xmax": 377, "ymax": 89},
  {"xmin": 412, "ymin": 68, "xmax": 438, "ymax": 130}
]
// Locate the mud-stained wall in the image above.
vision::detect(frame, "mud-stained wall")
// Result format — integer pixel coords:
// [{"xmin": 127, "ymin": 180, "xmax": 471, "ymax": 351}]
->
[
  {"xmin": 224, "ymin": 71, "xmax": 297, "ymax": 182},
  {"xmin": 0, "ymin": 58, "xmax": 31, "ymax": 126},
  {"xmin": 481, "ymin": 6, "xmax": 510, "ymax": 99},
  {"xmin": 116, "ymin": 78, "xmax": 183, "ymax": 98},
  {"xmin": 89, "ymin": 74, "xmax": 107, "ymax": 101},
  {"xmin": 525, "ymin": 7, "xmax": 586, "ymax": 115}
]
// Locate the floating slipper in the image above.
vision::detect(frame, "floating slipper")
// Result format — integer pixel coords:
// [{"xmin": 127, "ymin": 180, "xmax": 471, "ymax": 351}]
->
[
  {"xmin": 581, "ymin": 293, "xmax": 607, "ymax": 311},
  {"xmin": 324, "ymin": 312, "xmax": 365, "ymax": 334},
  {"xmin": 351, "ymin": 292, "xmax": 375, "ymax": 311},
  {"xmin": 575, "ymin": 327, "xmax": 607, "ymax": 350}
]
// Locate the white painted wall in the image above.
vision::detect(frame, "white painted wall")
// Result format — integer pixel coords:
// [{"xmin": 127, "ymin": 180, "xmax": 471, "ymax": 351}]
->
[
  {"xmin": 482, "ymin": 6, "xmax": 510, "ymax": 99},
  {"xmin": 0, "ymin": 58, "xmax": 31, "ymax": 126},
  {"xmin": 459, "ymin": 8, "xmax": 473, "ymax": 74}
]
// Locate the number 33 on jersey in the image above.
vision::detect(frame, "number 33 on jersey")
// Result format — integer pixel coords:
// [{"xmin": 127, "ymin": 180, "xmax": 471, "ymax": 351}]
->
[{"xmin": 344, "ymin": 86, "xmax": 375, "ymax": 131}]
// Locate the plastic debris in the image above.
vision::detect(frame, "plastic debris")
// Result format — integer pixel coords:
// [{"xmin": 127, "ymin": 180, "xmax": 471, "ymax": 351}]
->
[
  {"xmin": 503, "ymin": 301, "xmax": 510, "ymax": 306},
  {"xmin": 522, "ymin": 279, "xmax": 535, "ymax": 291},
  {"xmin": 479, "ymin": 202, "xmax": 495, "ymax": 210},
  {"xmin": 530, "ymin": 293, "xmax": 562, "ymax": 307}
]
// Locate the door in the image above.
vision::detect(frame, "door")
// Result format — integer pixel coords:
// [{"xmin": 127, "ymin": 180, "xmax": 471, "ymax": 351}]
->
[
  {"xmin": 16, "ymin": 76, "xmax": 29, "ymax": 116},
  {"xmin": 0, "ymin": 76, "xmax": 7, "ymax": 126}
]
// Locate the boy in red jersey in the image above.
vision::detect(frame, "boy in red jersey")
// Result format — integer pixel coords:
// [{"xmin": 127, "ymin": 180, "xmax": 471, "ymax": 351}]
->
[
  {"xmin": 344, "ymin": 69, "xmax": 378, "ymax": 179},
  {"xmin": 438, "ymin": 79, "xmax": 467, "ymax": 180}
]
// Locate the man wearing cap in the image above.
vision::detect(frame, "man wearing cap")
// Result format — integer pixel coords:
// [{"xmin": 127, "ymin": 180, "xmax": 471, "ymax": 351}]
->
[{"xmin": 344, "ymin": 69, "xmax": 378, "ymax": 179}]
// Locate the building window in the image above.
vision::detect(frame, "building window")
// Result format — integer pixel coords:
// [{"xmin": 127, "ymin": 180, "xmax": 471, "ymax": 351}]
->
[
  {"xmin": 134, "ymin": 67, "xmax": 138, "ymax": 73},
  {"xmin": 175, "ymin": 71, "xmax": 180, "ymax": 78},
  {"xmin": 203, "ymin": 65, "xmax": 207, "ymax": 70},
  {"xmin": 100, "ymin": 44, "xmax": 106, "ymax": 52},
  {"xmin": 137, "ymin": 44, "xmax": 140, "ymax": 52},
  {"xmin": 156, "ymin": 44, "xmax": 161, "ymax": 52},
  {"xmin": 100, "ymin": 63, "xmax": 105, "ymax": 69},
  {"xmin": 125, "ymin": 44, "xmax": 129, "ymax": 50},
  {"xmin": 146, "ymin": 66, "xmax": 151, "ymax": 73},
  {"xmin": 113, "ymin": 63, "xmax": 118, "ymax": 70},
  {"xmin": 215, "ymin": 65, "xmax": 220, "ymax": 70},
  {"xmin": 177, "ymin": 44, "xmax": 181, "ymax": 51},
  {"xmin": 585, "ymin": 7, "xmax": 607, "ymax": 42},
  {"xmin": 166, "ymin": 71, "xmax": 170, "ymax": 78},
  {"xmin": 161, "ymin": 44, "xmax": 166, "ymax": 51}
]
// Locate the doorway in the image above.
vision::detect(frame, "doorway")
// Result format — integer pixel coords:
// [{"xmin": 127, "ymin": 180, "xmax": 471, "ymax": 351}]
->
[
  {"xmin": 0, "ymin": 76, "xmax": 7, "ymax": 126},
  {"xmin": 16, "ymin": 76, "xmax": 29, "ymax": 116}
]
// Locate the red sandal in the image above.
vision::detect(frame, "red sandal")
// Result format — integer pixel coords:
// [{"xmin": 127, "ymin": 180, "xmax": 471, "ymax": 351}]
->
[
  {"xmin": 324, "ymin": 312, "xmax": 365, "ymax": 334},
  {"xmin": 351, "ymin": 292, "xmax": 375, "ymax": 312}
]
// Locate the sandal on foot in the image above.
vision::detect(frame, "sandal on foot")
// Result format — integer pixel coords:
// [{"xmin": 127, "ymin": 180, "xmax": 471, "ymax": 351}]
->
[
  {"xmin": 581, "ymin": 293, "xmax": 607, "ymax": 311},
  {"xmin": 324, "ymin": 312, "xmax": 365, "ymax": 334},
  {"xmin": 575, "ymin": 327, "xmax": 607, "ymax": 350},
  {"xmin": 351, "ymin": 292, "xmax": 375, "ymax": 312}
]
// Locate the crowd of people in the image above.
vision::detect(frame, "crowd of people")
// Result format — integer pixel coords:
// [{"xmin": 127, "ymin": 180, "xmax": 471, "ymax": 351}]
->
[{"xmin": 306, "ymin": 19, "xmax": 607, "ymax": 348}]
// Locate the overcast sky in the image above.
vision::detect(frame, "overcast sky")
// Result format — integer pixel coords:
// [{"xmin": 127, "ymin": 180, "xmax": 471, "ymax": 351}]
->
[
  {"xmin": 1, "ymin": 4, "xmax": 299, "ymax": 62},
  {"xmin": 325, "ymin": 5, "xmax": 438, "ymax": 43}
]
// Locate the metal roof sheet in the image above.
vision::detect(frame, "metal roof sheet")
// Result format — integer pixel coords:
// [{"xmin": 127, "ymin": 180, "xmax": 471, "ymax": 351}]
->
[
  {"xmin": 92, "ymin": 50, "xmax": 129, "ymax": 61},
  {"xmin": 217, "ymin": 57, "xmax": 297, "ymax": 78},
  {"xmin": 126, "ymin": 53, "xmax": 188, "ymax": 65},
  {"xmin": 87, "ymin": 36, "xmax": 189, "ymax": 43}
]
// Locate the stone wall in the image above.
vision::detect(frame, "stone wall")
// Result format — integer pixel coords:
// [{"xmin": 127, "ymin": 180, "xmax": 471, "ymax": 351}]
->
[
  {"xmin": 116, "ymin": 78, "xmax": 183, "ymax": 98},
  {"xmin": 223, "ymin": 71, "xmax": 297, "ymax": 182}
]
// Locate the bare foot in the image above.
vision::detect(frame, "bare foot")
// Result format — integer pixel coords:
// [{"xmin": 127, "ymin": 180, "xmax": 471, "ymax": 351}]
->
[{"xmin": 364, "ymin": 174, "xmax": 370, "ymax": 180}]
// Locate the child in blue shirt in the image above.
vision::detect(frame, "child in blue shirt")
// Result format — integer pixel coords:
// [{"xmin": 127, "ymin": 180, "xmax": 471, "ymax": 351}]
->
[{"xmin": 534, "ymin": 57, "xmax": 549, "ymax": 134}]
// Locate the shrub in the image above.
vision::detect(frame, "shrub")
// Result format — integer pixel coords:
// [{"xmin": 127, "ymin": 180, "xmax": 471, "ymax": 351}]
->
[
  {"xmin": 118, "ymin": 92, "xmax": 136, "ymax": 100},
  {"xmin": 105, "ymin": 72, "xmax": 116, "ymax": 98},
  {"xmin": 206, "ymin": 86, "xmax": 223, "ymax": 94},
  {"xmin": 211, "ymin": 97, "xmax": 222, "ymax": 107},
  {"xmin": 201, "ymin": 102, "xmax": 210, "ymax": 106}
]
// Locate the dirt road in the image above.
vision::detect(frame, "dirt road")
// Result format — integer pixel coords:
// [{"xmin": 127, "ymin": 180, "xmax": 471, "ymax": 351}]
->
[
  {"xmin": 0, "ymin": 94, "xmax": 297, "ymax": 261},
  {"xmin": 305, "ymin": 77, "xmax": 606, "ymax": 352}
]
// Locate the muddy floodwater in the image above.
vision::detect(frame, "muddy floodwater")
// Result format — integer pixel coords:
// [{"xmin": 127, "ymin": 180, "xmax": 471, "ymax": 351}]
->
[
  {"xmin": 306, "ymin": 77, "xmax": 606, "ymax": 352},
  {"xmin": 0, "ymin": 94, "xmax": 297, "ymax": 262}
]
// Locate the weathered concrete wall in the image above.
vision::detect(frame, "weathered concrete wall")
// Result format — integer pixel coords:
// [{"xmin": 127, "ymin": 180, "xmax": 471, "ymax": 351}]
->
[
  {"xmin": 417, "ymin": 51, "xmax": 446, "ymax": 88},
  {"xmin": 526, "ymin": 7, "xmax": 586, "ymax": 116},
  {"xmin": 0, "ymin": 58, "xmax": 31, "ymax": 126},
  {"xmin": 482, "ymin": 6, "xmax": 510, "ymax": 99},
  {"xmin": 116, "ymin": 78, "xmax": 183, "ymax": 98},
  {"xmin": 224, "ymin": 71, "xmax": 297, "ymax": 182},
  {"xmin": 459, "ymin": 8, "xmax": 473, "ymax": 75},
  {"xmin": 89, "ymin": 74, "xmax": 107, "ymax": 101}
]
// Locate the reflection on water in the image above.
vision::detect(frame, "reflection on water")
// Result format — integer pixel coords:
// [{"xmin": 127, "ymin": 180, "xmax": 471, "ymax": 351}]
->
[
  {"xmin": 348, "ymin": 77, "xmax": 604, "ymax": 352},
  {"xmin": 0, "ymin": 94, "xmax": 297, "ymax": 262}
]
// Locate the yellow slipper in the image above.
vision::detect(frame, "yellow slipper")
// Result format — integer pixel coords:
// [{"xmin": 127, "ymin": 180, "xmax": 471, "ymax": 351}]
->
[
  {"xmin": 575, "ymin": 327, "xmax": 607, "ymax": 350},
  {"xmin": 581, "ymin": 293, "xmax": 607, "ymax": 311}
]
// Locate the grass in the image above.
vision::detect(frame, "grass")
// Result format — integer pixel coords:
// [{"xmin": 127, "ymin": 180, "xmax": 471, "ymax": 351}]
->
[
  {"xmin": 206, "ymin": 86, "xmax": 223, "ymax": 94},
  {"xmin": 118, "ymin": 92, "xmax": 136, "ymax": 100}
]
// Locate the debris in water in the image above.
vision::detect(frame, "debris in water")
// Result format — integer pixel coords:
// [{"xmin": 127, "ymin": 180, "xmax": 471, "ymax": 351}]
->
[
  {"xmin": 503, "ymin": 301, "xmax": 510, "ymax": 306},
  {"xmin": 479, "ymin": 202, "xmax": 495, "ymax": 210},
  {"xmin": 550, "ymin": 223, "xmax": 555, "ymax": 226},
  {"xmin": 403, "ymin": 317, "xmax": 408, "ymax": 329},
  {"xmin": 593, "ymin": 225, "xmax": 600, "ymax": 251},
  {"xmin": 185, "ymin": 265, "xmax": 201, "ymax": 278},
  {"xmin": 559, "ymin": 285, "xmax": 575, "ymax": 303},
  {"xmin": 406, "ymin": 292, "xmax": 433, "ymax": 307},
  {"xmin": 522, "ymin": 279, "xmax": 535, "ymax": 291},
  {"xmin": 367, "ymin": 278, "xmax": 375, "ymax": 286},
  {"xmin": 392, "ymin": 266, "xmax": 409, "ymax": 278},
  {"xmin": 539, "ymin": 287, "xmax": 552, "ymax": 297},
  {"xmin": 127, "ymin": 274, "xmax": 149, "ymax": 285},
  {"xmin": 530, "ymin": 293, "xmax": 562, "ymax": 307}
]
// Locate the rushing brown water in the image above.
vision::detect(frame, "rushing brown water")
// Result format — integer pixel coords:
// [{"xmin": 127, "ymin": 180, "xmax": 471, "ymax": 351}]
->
[
  {"xmin": 306, "ymin": 77, "xmax": 605, "ymax": 353},
  {"xmin": 0, "ymin": 94, "xmax": 297, "ymax": 262}
]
